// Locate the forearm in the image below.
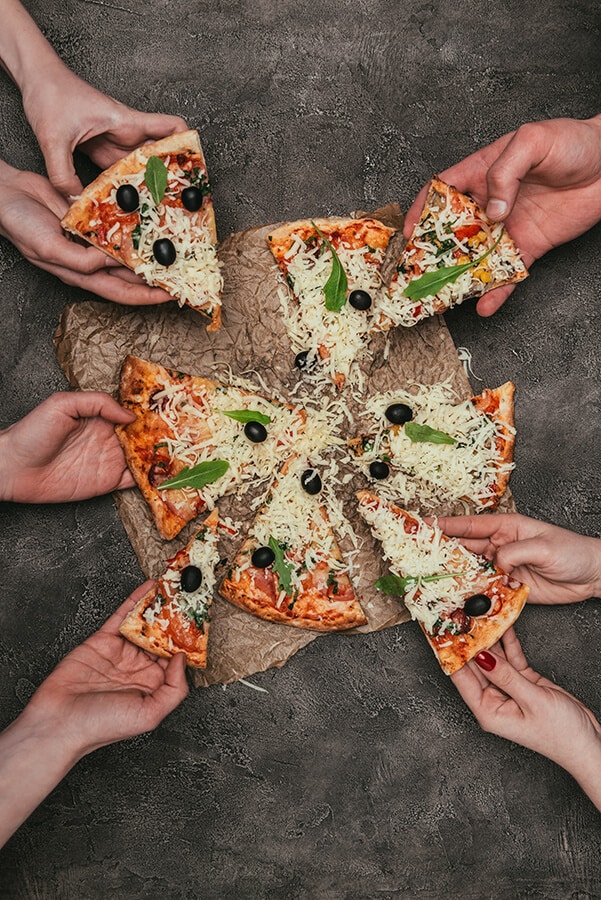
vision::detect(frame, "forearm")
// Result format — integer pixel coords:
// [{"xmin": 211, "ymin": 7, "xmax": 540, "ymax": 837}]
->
[
  {"xmin": 0, "ymin": 708, "xmax": 81, "ymax": 847},
  {"xmin": 0, "ymin": 0, "xmax": 68, "ymax": 92},
  {"xmin": 0, "ymin": 427, "xmax": 17, "ymax": 501},
  {"xmin": 562, "ymin": 731, "xmax": 601, "ymax": 812}
]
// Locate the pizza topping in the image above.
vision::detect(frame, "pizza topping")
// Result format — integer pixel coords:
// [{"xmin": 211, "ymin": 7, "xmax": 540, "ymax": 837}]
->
[
  {"xmin": 402, "ymin": 231, "xmax": 504, "ymax": 302},
  {"xmin": 180, "ymin": 565, "xmax": 203, "ymax": 592},
  {"xmin": 348, "ymin": 289, "xmax": 372, "ymax": 310},
  {"xmin": 312, "ymin": 221, "xmax": 348, "ymax": 312},
  {"xmin": 181, "ymin": 186, "xmax": 203, "ymax": 211},
  {"xmin": 244, "ymin": 421, "xmax": 268, "ymax": 443},
  {"xmin": 300, "ymin": 468, "xmax": 322, "ymax": 495},
  {"xmin": 369, "ymin": 460, "xmax": 390, "ymax": 480},
  {"xmin": 157, "ymin": 458, "xmax": 230, "ymax": 491},
  {"xmin": 153, "ymin": 237, "xmax": 177, "ymax": 266},
  {"xmin": 267, "ymin": 537, "xmax": 295, "ymax": 596},
  {"xmin": 220, "ymin": 409, "xmax": 271, "ymax": 425},
  {"xmin": 464, "ymin": 593, "xmax": 492, "ymax": 616},
  {"xmin": 251, "ymin": 546, "xmax": 275, "ymax": 568},
  {"xmin": 295, "ymin": 350, "xmax": 312, "ymax": 369},
  {"xmin": 404, "ymin": 422, "xmax": 455, "ymax": 445},
  {"xmin": 116, "ymin": 184, "xmax": 139, "ymax": 213},
  {"xmin": 385, "ymin": 403, "xmax": 413, "ymax": 425},
  {"xmin": 145, "ymin": 156, "xmax": 169, "ymax": 205}
]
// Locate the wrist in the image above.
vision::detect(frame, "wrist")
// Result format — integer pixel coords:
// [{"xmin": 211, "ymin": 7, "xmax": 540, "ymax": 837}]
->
[
  {"xmin": 560, "ymin": 729, "xmax": 601, "ymax": 811},
  {"xmin": 0, "ymin": 3, "xmax": 64, "ymax": 93},
  {"xmin": 0, "ymin": 428, "xmax": 16, "ymax": 502}
]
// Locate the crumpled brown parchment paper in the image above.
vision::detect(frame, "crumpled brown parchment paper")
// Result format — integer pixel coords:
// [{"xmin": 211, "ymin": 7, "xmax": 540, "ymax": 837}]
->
[{"xmin": 54, "ymin": 205, "xmax": 515, "ymax": 687}]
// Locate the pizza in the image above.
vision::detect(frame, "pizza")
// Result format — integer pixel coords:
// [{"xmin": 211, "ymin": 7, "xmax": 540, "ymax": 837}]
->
[
  {"xmin": 115, "ymin": 355, "xmax": 306, "ymax": 540},
  {"xmin": 266, "ymin": 217, "xmax": 396, "ymax": 389},
  {"xmin": 219, "ymin": 454, "xmax": 367, "ymax": 630},
  {"xmin": 348, "ymin": 380, "xmax": 515, "ymax": 511},
  {"xmin": 119, "ymin": 509, "xmax": 220, "ymax": 668},
  {"xmin": 356, "ymin": 491, "xmax": 529, "ymax": 674},
  {"xmin": 61, "ymin": 130, "xmax": 223, "ymax": 330},
  {"xmin": 381, "ymin": 177, "xmax": 528, "ymax": 328}
]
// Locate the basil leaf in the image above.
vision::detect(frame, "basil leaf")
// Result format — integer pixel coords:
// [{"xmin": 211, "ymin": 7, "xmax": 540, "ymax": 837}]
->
[
  {"xmin": 158, "ymin": 459, "xmax": 229, "ymax": 491},
  {"xmin": 145, "ymin": 156, "xmax": 168, "ymax": 206},
  {"xmin": 220, "ymin": 409, "xmax": 271, "ymax": 425},
  {"xmin": 404, "ymin": 422, "xmax": 456, "ymax": 445},
  {"xmin": 268, "ymin": 536, "xmax": 295, "ymax": 596},
  {"xmin": 403, "ymin": 231, "xmax": 503, "ymax": 301},
  {"xmin": 375, "ymin": 571, "xmax": 466, "ymax": 597},
  {"xmin": 312, "ymin": 221, "xmax": 348, "ymax": 311}
]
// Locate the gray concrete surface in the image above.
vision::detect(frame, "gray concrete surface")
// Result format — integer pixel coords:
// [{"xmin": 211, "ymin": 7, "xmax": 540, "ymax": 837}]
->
[{"xmin": 1, "ymin": 0, "xmax": 600, "ymax": 896}]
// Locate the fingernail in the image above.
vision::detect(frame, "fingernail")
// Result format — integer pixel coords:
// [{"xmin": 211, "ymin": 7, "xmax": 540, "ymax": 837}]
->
[
  {"xmin": 486, "ymin": 199, "xmax": 507, "ymax": 220},
  {"xmin": 475, "ymin": 650, "xmax": 496, "ymax": 671}
]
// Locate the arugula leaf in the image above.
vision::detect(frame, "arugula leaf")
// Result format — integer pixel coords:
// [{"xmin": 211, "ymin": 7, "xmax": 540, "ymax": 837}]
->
[
  {"xmin": 312, "ymin": 221, "xmax": 348, "ymax": 311},
  {"xmin": 375, "ymin": 571, "xmax": 466, "ymax": 597},
  {"xmin": 403, "ymin": 231, "xmax": 503, "ymax": 301},
  {"xmin": 404, "ymin": 422, "xmax": 456, "ymax": 445},
  {"xmin": 145, "ymin": 156, "xmax": 168, "ymax": 206},
  {"xmin": 268, "ymin": 536, "xmax": 295, "ymax": 596},
  {"xmin": 219, "ymin": 409, "xmax": 271, "ymax": 425},
  {"xmin": 158, "ymin": 459, "xmax": 229, "ymax": 491}
]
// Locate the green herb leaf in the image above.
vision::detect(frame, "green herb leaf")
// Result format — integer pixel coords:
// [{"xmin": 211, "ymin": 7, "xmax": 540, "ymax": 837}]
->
[
  {"xmin": 312, "ymin": 221, "xmax": 348, "ymax": 311},
  {"xmin": 145, "ymin": 156, "xmax": 168, "ymax": 206},
  {"xmin": 375, "ymin": 571, "xmax": 466, "ymax": 597},
  {"xmin": 402, "ymin": 231, "xmax": 503, "ymax": 301},
  {"xmin": 219, "ymin": 409, "xmax": 271, "ymax": 425},
  {"xmin": 158, "ymin": 459, "xmax": 229, "ymax": 491},
  {"xmin": 404, "ymin": 422, "xmax": 456, "ymax": 445},
  {"xmin": 268, "ymin": 536, "xmax": 295, "ymax": 596}
]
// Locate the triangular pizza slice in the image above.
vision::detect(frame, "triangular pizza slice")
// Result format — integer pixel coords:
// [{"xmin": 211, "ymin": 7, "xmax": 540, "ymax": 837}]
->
[
  {"xmin": 381, "ymin": 177, "xmax": 528, "ymax": 328},
  {"xmin": 61, "ymin": 130, "xmax": 222, "ymax": 330},
  {"xmin": 356, "ymin": 491, "xmax": 529, "ymax": 674},
  {"xmin": 119, "ymin": 508, "xmax": 220, "ymax": 668},
  {"xmin": 348, "ymin": 381, "xmax": 515, "ymax": 511},
  {"xmin": 266, "ymin": 217, "xmax": 396, "ymax": 389},
  {"xmin": 115, "ymin": 355, "xmax": 306, "ymax": 540},
  {"xmin": 220, "ymin": 455, "xmax": 367, "ymax": 630}
]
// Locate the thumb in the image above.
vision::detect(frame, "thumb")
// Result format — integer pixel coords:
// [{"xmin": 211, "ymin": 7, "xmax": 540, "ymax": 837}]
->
[
  {"xmin": 495, "ymin": 536, "xmax": 552, "ymax": 575},
  {"xmin": 136, "ymin": 112, "xmax": 189, "ymax": 142},
  {"xmin": 484, "ymin": 127, "xmax": 545, "ymax": 220},
  {"xmin": 44, "ymin": 144, "xmax": 84, "ymax": 199},
  {"xmin": 474, "ymin": 649, "xmax": 537, "ymax": 711}
]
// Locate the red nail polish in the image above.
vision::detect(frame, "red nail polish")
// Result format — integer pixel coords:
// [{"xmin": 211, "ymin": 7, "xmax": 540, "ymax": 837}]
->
[{"xmin": 475, "ymin": 650, "xmax": 496, "ymax": 671}]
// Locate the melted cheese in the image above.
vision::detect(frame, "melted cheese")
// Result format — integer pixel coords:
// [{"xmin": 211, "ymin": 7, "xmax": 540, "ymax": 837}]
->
[
  {"xmin": 358, "ymin": 496, "xmax": 489, "ymax": 633},
  {"xmin": 353, "ymin": 381, "xmax": 514, "ymax": 509},
  {"xmin": 104, "ymin": 158, "xmax": 222, "ymax": 314}
]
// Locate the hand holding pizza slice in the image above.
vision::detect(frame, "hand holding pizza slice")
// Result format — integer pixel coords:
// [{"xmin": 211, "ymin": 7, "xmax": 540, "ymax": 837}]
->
[{"xmin": 357, "ymin": 491, "xmax": 529, "ymax": 674}]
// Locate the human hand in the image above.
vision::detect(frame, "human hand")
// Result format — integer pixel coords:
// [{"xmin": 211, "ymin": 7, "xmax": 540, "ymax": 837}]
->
[
  {"xmin": 21, "ymin": 62, "xmax": 187, "ymax": 198},
  {"xmin": 22, "ymin": 583, "xmax": 189, "ymax": 757},
  {"xmin": 0, "ymin": 391, "xmax": 138, "ymax": 503},
  {"xmin": 452, "ymin": 628, "xmax": 601, "ymax": 808},
  {"xmin": 436, "ymin": 512, "xmax": 601, "ymax": 605},
  {"xmin": 0, "ymin": 162, "xmax": 173, "ymax": 304},
  {"xmin": 405, "ymin": 115, "xmax": 601, "ymax": 315}
]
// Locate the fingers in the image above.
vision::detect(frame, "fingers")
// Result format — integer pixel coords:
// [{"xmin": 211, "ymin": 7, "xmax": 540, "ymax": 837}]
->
[
  {"xmin": 474, "ymin": 283, "xmax": 516, "ymax": 317},
  {"xmin": 435, "ymin": 514, "xmax": 503, "ymax": 542},
  {"xmin": 136, "ymin": 112, "xmax": 189, "ymax": 141},
  {"xmin": 39, "ymin": 260, "xmax": 174, "ymax": 305},
  {"xmin": 43, "ymin": 145, "xmax": 84, "ymax": 199},
  {"xmin": 403, "ymin": 183, "xmax": 430, "ymax": 236},
  {"xmin": 100, "ymin": 580, "xmax": 156, "ymax": 633},
  {"xmin": 472, "ymin": 646, "xmax": 538, "ymax": 711},
  {"xmin": 495, "ymin": 535, "xmax": 554, "ymax": 577},
  {"xmin": 484, "ymin": 124, "xmax": 549, "ymax": 221},
  {"xmin": 499, "ymin": 627, "xmax": 530, "ymax": 671},
  {"xmin": 48, "ymin": 390, "xmax": 136, "ymax": 425}
]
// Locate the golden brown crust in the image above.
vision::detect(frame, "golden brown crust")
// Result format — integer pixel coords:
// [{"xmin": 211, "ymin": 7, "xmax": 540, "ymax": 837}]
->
[
  {"xmin": 471, "ymin": 380, "xmax": 515, "ymax": 501},
  {"xmin": 266, "ymin": 217, "xmax": 395, "ymax": 266},
  {"xmin": 119, "ymin": 509, "xmax": 220, "ymax": 668},
  {"xmin": 115, "ymin": 355, "xmax": 217, "ymax": 540},
  {"xmin": 356, "ymin": 491, "xmax": 528, "ymax": 675},
  {"xmin": 220, "ymin": 464, "xmax": 367, "ymax": 632},
  {"xmin": 61, "ymin": 130, "xmax": 220, "ymax": 329}
]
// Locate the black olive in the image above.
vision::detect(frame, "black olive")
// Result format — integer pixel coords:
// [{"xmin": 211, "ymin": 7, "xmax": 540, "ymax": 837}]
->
[
  {"xmin": 251, "ymin": 546, "xmax": 275, "ymax": 568},
  {"xmin": 180, "ymin": 565, "xmax": 202, "ymax": 592},
  {"xmin": 348, "ymin": 289, "xmax": 372, "ymax": 310},
  {"xmin": 244, "ymin": 420, "xmax": 268, "ymax": 443},
  {"xmin": 300, "ymin": 468, "xmax": 322, "ymax": 495},
  {"xmin": 464, "ymin": 594, "xmax": 491, "ymax": 617},
  {"xmin": 295, "ymin": 350, "xmax": 314, "ymax": 370},
  {"xmin": 369, "ymin": 460, "xmax": 390, "ymax": 479},
  {"xmin": 385, "ymin": 403, "xmax": 413, "ymax": 425},
  {"xmin": 116, "ymin": 184, "xmax": 139, "ymax": 212},
  {"xmin": 153, "ymin": 238, "xmax": 176, "ymax": 266},
  {"xmin": 181, "ymin": 186, "xmax": 203, "ymax": 211}
]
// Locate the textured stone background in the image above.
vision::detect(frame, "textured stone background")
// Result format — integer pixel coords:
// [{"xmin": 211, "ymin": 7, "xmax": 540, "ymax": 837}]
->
[{"xmin": 0, "ymin": 0, "xmax": 600, "ymax": 896}]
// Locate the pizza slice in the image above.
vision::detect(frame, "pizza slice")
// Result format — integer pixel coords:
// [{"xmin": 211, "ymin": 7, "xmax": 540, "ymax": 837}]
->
[
  {"xmin": 348, "ymin": 381, "xmax": 515, "ymax": 511},
  {"xmin": 266, "ymin": 217, "xmax": 396, "ymax": 389},
  {"xmin": 356, "ymin": 491, "xmax": 529, "ymax": 674},
  {"xmin": 115, "ymin": 355, "xmax": 306, "ymax": 540},
  {"xmin": 119, "ymin": 508, "xmax": 220, "ymax": 668},
  {"xmin": 380, "ymin": 177, "xmax": 528, "ymax": 328},
  {"xmin": 219, "ymin": 455, "xmax": 367, "ymax": 630},
  {"xmin": 61, "ymin": 130, "xmax": 223, "ymax": 330}
]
